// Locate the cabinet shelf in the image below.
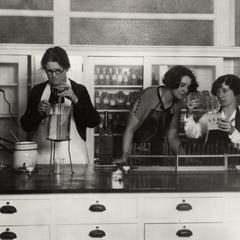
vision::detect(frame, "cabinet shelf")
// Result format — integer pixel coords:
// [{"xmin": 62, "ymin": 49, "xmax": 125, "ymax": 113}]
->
[
  {"xmin": 94, "ymin": 133, "xmax": 123, "ymax": 137},
  {"xmin": 0, "ymin": 114, "xmax": 17, "ymax": 118},
  {"xmin": 95, "ymin": 85, "xmax": 143, "ymax": 89},
  {"xmin": 0, "ymin": 83, "xmax": 18, "ymax": 87},
  {"xmin": 97, "ymin": 109, "xmax": 129, "ymax": 112}
]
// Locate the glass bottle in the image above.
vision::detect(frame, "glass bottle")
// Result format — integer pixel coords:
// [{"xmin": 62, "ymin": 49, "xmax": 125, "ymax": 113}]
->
[
  {"xmin": 117, "ymin": 91, "xmax": 125, "ymax": 109},
  {"xmin": 95, "ymin": 91, "xmax": 101, "ymax": 109},
  {"xmin": 99, "ymin": 111, "xmax": 113, "ymax": 164},
  {"xmin": 110, "ymin": 93, "xmax": 116, "ymax": 109},
  {"xmin": 94, "ymin": 67, "xmax": 100, "ymax": 85},
  {"xmin": 105, "ymin": 67, "xmax": 110, "ymax": 85},
  {"xmin": 131, "ymin": 69, "xmax": 137, "ymax": 85},
  {"xmin": 125, "ymin": 91, "xmax": 131, "ymax": 108},
  {"xmin": 102, "ymin": 92, "xmax": 110, "ymax": 109},
  {"xmin": 123, "ymin": 68, "xmax": 129, "ymax": 85},
  {"xmin": 117, "ymin": 68, "xmax": 123, "ymax": 85},
  {"xmin": 99, "ymin": 67, "xmax": 105, "ymax": 85},
  {"xmin": 111, "ymin": 68, "xmax": 117, "ymax": 85},
  {"xmin": 109, "ymin": 67, "xmax": 113, "ymax": 85}
]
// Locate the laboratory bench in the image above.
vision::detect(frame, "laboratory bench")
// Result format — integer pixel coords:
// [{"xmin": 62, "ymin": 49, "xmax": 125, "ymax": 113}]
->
[{"xmin": 1, "ymin": 164, "xmax": 240, "ymax": 240}]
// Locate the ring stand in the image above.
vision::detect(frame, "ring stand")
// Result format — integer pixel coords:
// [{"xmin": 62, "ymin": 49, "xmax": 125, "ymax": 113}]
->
[{"xmin": 48, "ymin": 138, "xmax": 75, "ymax": 175}]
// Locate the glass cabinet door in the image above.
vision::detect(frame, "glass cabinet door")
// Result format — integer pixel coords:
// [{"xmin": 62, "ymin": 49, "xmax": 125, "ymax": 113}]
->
[
  {"xmin": 87, "ymin": 57, "xmax": 144, "ymax": 163},
  {"xmin": 0, "ymin": 55, "xmax": 28, "ymax": 160}
]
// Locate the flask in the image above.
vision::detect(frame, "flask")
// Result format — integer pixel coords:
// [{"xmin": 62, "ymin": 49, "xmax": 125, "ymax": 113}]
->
[{"xmin": 98, "ymin": 111, "xmax": 113, "ymax": 164}]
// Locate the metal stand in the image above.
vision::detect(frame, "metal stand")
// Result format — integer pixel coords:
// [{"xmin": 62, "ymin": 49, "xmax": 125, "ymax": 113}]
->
[{"xmin": 48, "ymin": 138, "xmax": 75, "ymax": 175}]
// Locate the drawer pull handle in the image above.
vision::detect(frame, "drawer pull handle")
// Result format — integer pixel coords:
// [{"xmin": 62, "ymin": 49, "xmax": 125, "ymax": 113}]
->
[
  {"xmin": 0, "ymin": 202, "xmax": 17, "ymax": 214},
  {"xmin": 176, "ymin": 203, "xmax": 192, "ymax": 211},
  {"xmin": 176, "ymin": 229, "xmax": 193, "ymax": 237},
  {"xmin": 89, "ymin": 204, "xmax": 106, "ymax": 212},
  {"xmin": 0, "ymin": 228, "xmax": 17, "ymax": 239},
  {"xmin": 89, "ymin": 229, "xmax": 106, "ymax": 238}
]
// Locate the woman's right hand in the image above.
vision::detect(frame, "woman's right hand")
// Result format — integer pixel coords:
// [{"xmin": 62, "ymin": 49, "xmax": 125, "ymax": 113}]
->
[
  {"xmin": 186, "ymin": 97, "xmax": 200, "ymax": 117},
  {"xmin": 38, "ymin": 100, "xmax": 51, "ymax": 116}
]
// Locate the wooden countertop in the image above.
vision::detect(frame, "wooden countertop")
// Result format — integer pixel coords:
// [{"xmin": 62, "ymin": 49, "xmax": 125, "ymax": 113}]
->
[{"xmin": 1, "ymin": 164, "xmax": 240, "ymax": 194}]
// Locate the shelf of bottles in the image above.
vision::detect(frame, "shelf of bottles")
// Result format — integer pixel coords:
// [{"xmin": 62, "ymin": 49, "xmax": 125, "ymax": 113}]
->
[{"xmin": 94, "ymin": 64, "xmax": 144, "ymax": 159}]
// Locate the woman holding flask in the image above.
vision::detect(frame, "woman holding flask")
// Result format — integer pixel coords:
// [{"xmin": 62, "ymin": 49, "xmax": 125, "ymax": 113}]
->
[{"xmin": 184, "ymin": 74, "xmax": 240, "ymax": 152}]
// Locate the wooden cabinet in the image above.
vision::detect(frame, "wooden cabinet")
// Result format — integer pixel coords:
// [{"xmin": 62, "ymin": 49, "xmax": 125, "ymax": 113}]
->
[
  {"xmin": 57, "ymin": 224, "xmax": 138, "ymax": 240},
  {"xmin": 0, "ymin": 198, "xmax": 50, "ymax": 224},
  {"xmin": 0, "ymin": 55, "xmax": 28, "ymax": 163},
  {"xmin": 0, "ymin": 195, "xmax": 50, "ymax": 240},
  {"xmin": 86, "ymin": 57, "xmax": 144, "ymax": 162},
  {"xmin": 55, "ymin": 195, "xmax": 139, "ymax": 240},
  {"xmin": 144, "ymin": 196, "xmax": 223, "ymax": 222},
  {"xmin": 1, "ymin": 192, "xmax": 240, "ymax": 239},
  {"xmin": 56, "ymin": 196, "xmax": 138, "ymax": 223},
  {"xmin": 0, "ymin": 226, "xmax": 49, "ymax": 240},
  {"xmin": 145, "ymin": 223, "xmax": 224, "ymax": 240}
]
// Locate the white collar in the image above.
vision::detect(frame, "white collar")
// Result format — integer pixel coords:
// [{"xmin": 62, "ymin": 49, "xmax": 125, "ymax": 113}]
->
[
  {"xmin": 41, "ymin": 78, "xmax": 72, "ymax": 105},
  {"xmin": 220, "ymin": 106, "xmax": 240, "ymax": 123}
]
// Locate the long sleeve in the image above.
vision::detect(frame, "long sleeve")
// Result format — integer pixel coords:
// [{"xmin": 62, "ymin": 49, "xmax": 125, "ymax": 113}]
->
[
  {"xmin": 184, "ymin": 114, "xmax": 208, "ymax": 139},
  {"xmin": 20, "ymin": 83, "xmax": 46, "ymax": 132},
  {"xmin": 71, "ymin": 81, "xmax": 100, "ymax": 128},
  {"xmin": 229, "ymin": 129, "xmax": 240, "ymax": 149}
]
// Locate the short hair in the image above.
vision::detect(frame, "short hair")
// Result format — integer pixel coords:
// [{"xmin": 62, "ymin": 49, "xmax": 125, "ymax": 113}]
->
[
  {"xmin": 41, "ymin": 46, "xmax": 71, "ymax": 70},
  {"xmin": 211, "ymin": 74, "xmax": 240, "ymax": 96},
  {"xmin": 162, "ymin": 65, "xmax": 198, "ymax": 93}
]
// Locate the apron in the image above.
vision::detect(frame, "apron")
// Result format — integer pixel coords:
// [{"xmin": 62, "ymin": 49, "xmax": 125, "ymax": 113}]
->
[
  {"xmin": 32, "ymin": 82, "xmax": 89, "ymax": 165},
  {"xmin": 132, "ymin": 87, "xmax": 175, "ymax": 165},
  {"xmin": 205, "ymin": 106, "xmax": 240, "ymax": 154}
]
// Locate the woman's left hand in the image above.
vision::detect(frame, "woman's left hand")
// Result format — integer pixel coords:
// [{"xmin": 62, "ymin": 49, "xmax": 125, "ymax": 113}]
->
[
  {"xmin": 54, "ymin": 84, "xmax": 79, "ymax": 104},
  {"xmin": 217, "ymin": 118, "xmax": 235, "ymax": 134}
]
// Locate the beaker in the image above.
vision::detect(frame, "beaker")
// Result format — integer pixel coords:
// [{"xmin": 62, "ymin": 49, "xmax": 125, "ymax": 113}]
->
[{"xmin": 48, "ymin": 100, "xmax": 72, "ymax": 141}]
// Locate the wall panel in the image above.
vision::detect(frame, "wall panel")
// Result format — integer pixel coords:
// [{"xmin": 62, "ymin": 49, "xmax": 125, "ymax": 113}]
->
[
  {"xmin": 70, "ymin": 19, "xmax": 213, "ymax": 46},
  {"xmin": 71, "ymin": 0, "xmax": 213, "ymax": 13},
  {"xmin": 0, "ymin": 0, "xmax": 53, "ymax": 10},
  {"xmin": 0, "ymin": 16, "xmax": 53, "ymax": 44},
  {"xmin": 236, "ymin": 0, "xmax": 240, "ymax": 46}
]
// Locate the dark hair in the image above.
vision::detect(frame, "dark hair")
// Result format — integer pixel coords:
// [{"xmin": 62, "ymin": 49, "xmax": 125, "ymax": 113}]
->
[
  {"xmin": 41, "ymin": 46, "xmax": 70, "ymax": 70},
  {"xmin": 211, "ymin": 74, "xmax": 240, "ymax": 96},
  {"xmin": 162, "ymin": 65, "xmax": 198, "ymax": 93}
]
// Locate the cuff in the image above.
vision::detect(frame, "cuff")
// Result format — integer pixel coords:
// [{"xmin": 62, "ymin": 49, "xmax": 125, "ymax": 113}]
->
[{"xmin": 184, "ymin": 113, "xmax": 194, "ymax": 122}]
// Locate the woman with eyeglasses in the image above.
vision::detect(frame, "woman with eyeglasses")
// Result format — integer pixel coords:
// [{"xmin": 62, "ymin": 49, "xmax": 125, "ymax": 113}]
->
[
  {"xmin": 184, "ymin": 74, "xmax": 240, "ymax": 153},
  {"xmin": 21, "ymin": 46, "xmax": 100, "ymax": 164}
]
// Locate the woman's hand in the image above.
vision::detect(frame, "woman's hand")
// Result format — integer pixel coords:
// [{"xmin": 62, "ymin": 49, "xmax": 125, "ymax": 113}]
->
[
  {"xmin": 38, "ymin": 100, "xmax": 51, "ymax": 116},
  {"xmin": 54, "ymin": 84, "xmax": 79, "ymax": 104},
  {"xmin": 217, "ymin": 118, "xmax": 235, "ymax": 134},
  {"xmin": 187, "ymin": 98, "xmax": 200, "ymax": 115}
]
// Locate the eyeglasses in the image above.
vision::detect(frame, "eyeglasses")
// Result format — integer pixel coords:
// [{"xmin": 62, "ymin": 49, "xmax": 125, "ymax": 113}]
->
[{"xmin": 45, "ymin": 68, "xmax": 64, "ymax": 75}]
